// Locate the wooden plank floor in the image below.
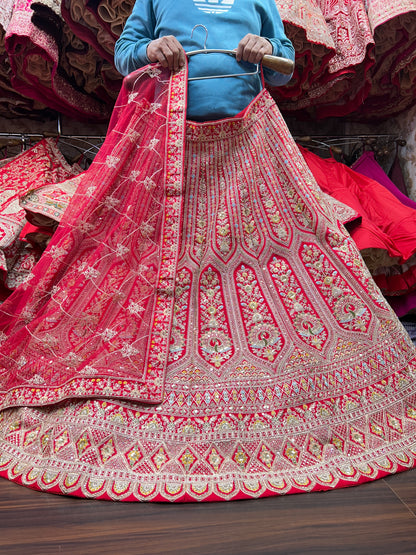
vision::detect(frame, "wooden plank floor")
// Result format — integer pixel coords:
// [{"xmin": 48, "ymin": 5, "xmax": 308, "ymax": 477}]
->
[{"xmin": 1, "ymin": 470, "xmax": 416, "ymax": 554}]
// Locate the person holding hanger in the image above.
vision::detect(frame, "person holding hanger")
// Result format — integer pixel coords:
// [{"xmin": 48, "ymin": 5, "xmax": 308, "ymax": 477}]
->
[{"xmin": 114, "ymin": 0, "xmax": 295, "ymax": 120}]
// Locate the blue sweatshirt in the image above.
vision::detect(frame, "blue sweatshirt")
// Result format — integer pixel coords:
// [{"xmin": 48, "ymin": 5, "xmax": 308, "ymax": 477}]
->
[{"xmin": 114, "ymin": 0, "xmax": 294, "ymax": 120}]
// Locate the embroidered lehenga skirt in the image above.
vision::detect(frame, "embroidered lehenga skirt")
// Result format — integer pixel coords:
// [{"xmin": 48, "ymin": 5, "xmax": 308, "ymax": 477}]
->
[{"xmin": 0, "ymin": 65, "xmax": 415, "ymax": 502}]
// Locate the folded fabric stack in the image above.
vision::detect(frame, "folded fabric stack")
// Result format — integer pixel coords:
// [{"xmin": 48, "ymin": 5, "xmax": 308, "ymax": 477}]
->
[
  {"xmin": 0, "ymin": 137, "xmax": 82, "ymax": 296},
  {"xmin": 356, "ymin": 0, "xmax": 416, "ymax": 119},
  {"xmin": 60, "ymin": 0, "xmax": 119, "ymax": 63},
  {"xmin": 0, "ymin": 0, "xmax": 49, "ymax": 118},
  {"xmin": 5, "ymin": 0, "xmax": 118, "ymax": 121},
  {"xmin": 308, "ymin": 0, "xmax": 375, "ymax": 119},
  {"xmin": 272, "ymin": 0, "xmax": 335, "ymax": 105},
  {"xmin": 274, "ymin": 0, "xmax": 375, "ymax": 119},
  {"xmin": 88, "ymin": 0, "xmax": 134, "ymax": 39},
  {"xmin": 2, "ymin": 1, "xmax": 416, "ymax": 122}
]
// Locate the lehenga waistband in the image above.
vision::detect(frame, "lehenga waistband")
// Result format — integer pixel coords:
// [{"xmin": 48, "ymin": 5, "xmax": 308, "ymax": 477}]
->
[{"xmin": 185, "ymin": 88, "xmax": 277, "ymax": 143}]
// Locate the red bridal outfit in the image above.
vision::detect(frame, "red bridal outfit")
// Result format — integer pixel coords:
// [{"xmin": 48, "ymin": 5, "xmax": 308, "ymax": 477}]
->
[{"xmin": 0, "ymin": 65, "xmax": 415, "ymax": 502}]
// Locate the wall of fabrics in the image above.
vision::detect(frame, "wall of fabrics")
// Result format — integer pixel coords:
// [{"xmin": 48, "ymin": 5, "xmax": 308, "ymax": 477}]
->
[{"xmin": 1, "ymin": 1, "xmax": 416, "ymax": 122}]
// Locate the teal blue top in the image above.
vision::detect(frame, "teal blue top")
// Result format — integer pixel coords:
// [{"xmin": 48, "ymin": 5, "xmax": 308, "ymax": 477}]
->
[{"xmin": 114, "ymin": 0, "xmax": 295, "ymax": 121}]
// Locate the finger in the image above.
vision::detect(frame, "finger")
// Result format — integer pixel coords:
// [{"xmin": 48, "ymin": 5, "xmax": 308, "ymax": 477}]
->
[
  {"xmin": 156, "ymin": 45, "xmax": 170, "ymax": 68},
  {"xmin": 236, "ymin": 34, "xmax": 251, "ymax": 62},
  {"xmin": 171, "ymin": 38, "xmax": 186, "ymax": 70},
  {"xmin": 166, "ymin": 36, "xmax": 183, "ymax": 71},
  {"xmin": 235, "ymin": 42, "xmax": 243, "ymax": 62},
  {"xmin": 161, "ymin": 36, "xmax": 185, "ymax": 71},
  {"xmin": 249, "ymin": 47, "xmax": 265, "ymax": 65},
  {"xmin": 240, "ymin": 37, "xmax": 258, "ymax": 64},
  {"xmin": 159, "ymin": 41, "xmax": 179, "ymax": 70},
  {"xmin": 148, "ymin": 37, "xmax": 185, "ymax": 71},
  {"xmin": 237, "ymin": 35, "xmax": 271, "ymax": 65},
  {"xmin": 147, "ymin": 40, "xmax": 168, "ymax": 67},
  {"xmin": 178, "ymin": 47, "xmax": 186, "ymax": 69},
  {"xmin": 237, "ymin": 34, "xmax": 261, "ymax": 64},
  {"xmin": 160, "ymin": 44, "xmax": 174, "ymax": 70}
]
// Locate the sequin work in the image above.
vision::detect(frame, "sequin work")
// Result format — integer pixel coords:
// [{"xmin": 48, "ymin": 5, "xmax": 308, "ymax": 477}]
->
[{"xmin": 0, "ymin": 65, "xmax": 416, "ymax": 502}]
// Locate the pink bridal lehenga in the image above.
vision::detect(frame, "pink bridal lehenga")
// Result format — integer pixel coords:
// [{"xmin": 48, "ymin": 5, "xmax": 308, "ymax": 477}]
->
[{"xmin": 0, "ymin": 65, "xmax": 415, "ymax": 502}]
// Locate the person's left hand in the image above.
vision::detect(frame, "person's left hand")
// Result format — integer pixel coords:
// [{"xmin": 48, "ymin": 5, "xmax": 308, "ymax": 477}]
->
[{"xmin": 235, "ymin": 34, "xmax": 273, "ymax": 64}]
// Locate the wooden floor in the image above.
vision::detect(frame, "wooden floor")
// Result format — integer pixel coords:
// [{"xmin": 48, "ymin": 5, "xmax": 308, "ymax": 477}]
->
[{"xmin": 0, "ymin": 470, "xmax": 416, "ymax": 554}]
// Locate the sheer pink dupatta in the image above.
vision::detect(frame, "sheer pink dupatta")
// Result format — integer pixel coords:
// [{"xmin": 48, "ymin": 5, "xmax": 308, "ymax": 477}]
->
[{"xmin": 0, "ymin": 64, "xmax": 187, "ymax": 409}]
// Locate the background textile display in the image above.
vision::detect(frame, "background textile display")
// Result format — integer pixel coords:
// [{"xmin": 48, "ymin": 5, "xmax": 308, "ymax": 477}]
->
[
  {"xmin": 4, "ymin": 0, "xmax": 120, "ymax": 121},
  {"xmin": 395, "ymin": 102, "xmax": 416, "ymax": 200},
  {"xmin": 273, "ymin": 0, "xmax": 376, "ymax": 118},
  {"xmin": 0, "ymin": 1, "xmax": 416, "ymax": 121},
  {"xmin": 301, "ymin": 147, "xmax": 416, "ymax": 304},
  {"xmin": 0, "ymin": 0, "xmax": 48, "ymax": 118},
  {"xmin": 358, "ymin": 0, "xmax": 416, "ymax": 119},
  {"xmin": 0, "ymin": 137, "xmax": 82, "ymax": 298}
]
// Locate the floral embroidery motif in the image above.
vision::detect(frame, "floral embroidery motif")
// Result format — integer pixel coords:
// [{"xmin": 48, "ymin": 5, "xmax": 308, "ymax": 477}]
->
[
  {"xmin": 301, "ymin": 242, "xmax": 372, "ymax": 333},
  {"xmin": 188, "ymin": 170, "xmax": 208, "ymax": 262},
  {"xmin": 268, "ymin": 255, "xmax": 328, "ymax": 351},
  {"xmin": 237, "ymin": 176, "xmax": 262, "ymax": 256},
  {"xmin": 198, "ymin": 266, "xmax": 234, "ymax": 368},
  {"xmin": 235, "ymin": 264, "xmax": 284, "ymax": 363},
  {"xmin": 105, "ymin": 156, "xmax": 120, "ymax": 169},
  {"xmin": 259, "ymin": 178, "xmax": 291, "ymax": 244},
  {"xmin": 326, "ymin": 225, "xmax": 388, "ymax": 310},
  {"xmin": 214, "ymin": 186, "xmax": 234, "ymax": 260},
  {"xmin": 168, "ymin": 268, "xmax": 192, "ymax": 363}
]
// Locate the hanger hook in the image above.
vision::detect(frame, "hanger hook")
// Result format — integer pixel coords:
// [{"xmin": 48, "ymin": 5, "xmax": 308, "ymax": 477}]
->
[{"xmin": 191, "ymin": 24, "xmax": 208, "ymax": 50}]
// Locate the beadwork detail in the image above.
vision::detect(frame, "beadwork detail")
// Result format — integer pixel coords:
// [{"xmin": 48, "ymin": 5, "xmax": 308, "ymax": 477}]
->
[{"xmin": 0, "ymin": 65, "xmax": 415, "ymax": 503}]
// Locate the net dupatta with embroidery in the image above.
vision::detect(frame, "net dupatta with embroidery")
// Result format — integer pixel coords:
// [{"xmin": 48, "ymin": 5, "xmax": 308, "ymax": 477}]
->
[{"xmin": 0, "ymin": 64, "xmax": 187, "ymax": 407}]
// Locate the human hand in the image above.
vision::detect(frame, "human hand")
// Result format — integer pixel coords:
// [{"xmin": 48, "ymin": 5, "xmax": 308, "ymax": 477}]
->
[
  {"xmin": 146, "ymin": 36, "xmax": 186, "ymax": 71},
  {"xmin": 235, "ymin": 34, "xmax": 273, "ymax": 64}
]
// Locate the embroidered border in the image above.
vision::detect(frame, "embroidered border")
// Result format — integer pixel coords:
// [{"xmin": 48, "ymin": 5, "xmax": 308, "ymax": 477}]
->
[{"xmin": 143, "ymin": 66, "xmax": 188, "ymax": 402}]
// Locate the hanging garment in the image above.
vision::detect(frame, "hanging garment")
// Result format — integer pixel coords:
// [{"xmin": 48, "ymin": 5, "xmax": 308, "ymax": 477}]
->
[
  {"xmin": 352, "ymin": 150, "xmax": 414, "ymax": 209},
  {"xmin": 0, "ymin": 138, "xmax": 82, "ymax": 298},
  {"xmin": 388, "ymin": 289, "xmax": 416, "ymax": 318},
  {"xmin": 20, "ymin": 172, "xmax": 83, "ymax": 226},
  {"xmin": 310, "ymin": 0, "xmax": 375, "ymax": 119},
  {"xmin": 0, "ymin": 0, "xmax": 48, "ymax": 118},
  {"xmin": 350, "ymin": 150, "xmax": 416, "ymax": 311},
  {"xmin": 301, "ymin": 147, "xmax": 416, "ymax": 298},
  {"xmin": 0, "ymin": 65, "xmax": 416, "ymax": 502},
  {"xmin": 388, "ymin": 146, "xmax": 408, "ymax": 198}
]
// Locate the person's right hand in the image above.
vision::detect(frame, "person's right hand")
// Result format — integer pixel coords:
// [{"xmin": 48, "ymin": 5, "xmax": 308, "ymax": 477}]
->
[{"xmin": 146, "ymin": 36, "xmax": 186, "ymax": 72}]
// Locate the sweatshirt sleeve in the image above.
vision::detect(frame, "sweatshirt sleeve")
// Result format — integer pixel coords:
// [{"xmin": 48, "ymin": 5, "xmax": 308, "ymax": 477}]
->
[
  {"xmin": 114, "ymin": 0, "xmax": 155, "ymax": 76},
  {"xmin": 261, "ymin": 0, "xmax": 295, "ymax": 87}
]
